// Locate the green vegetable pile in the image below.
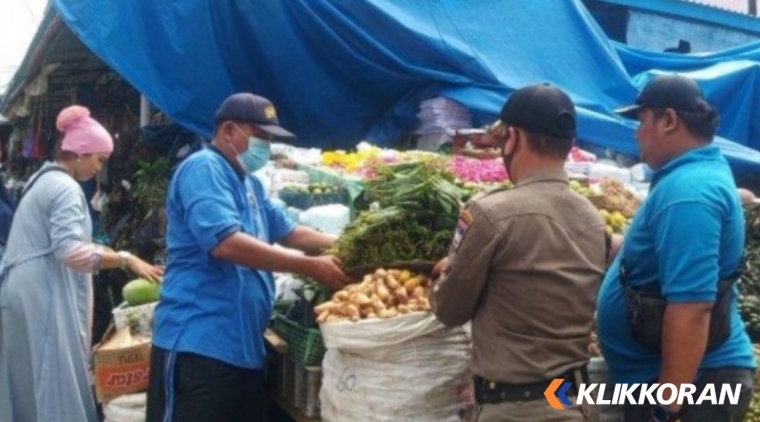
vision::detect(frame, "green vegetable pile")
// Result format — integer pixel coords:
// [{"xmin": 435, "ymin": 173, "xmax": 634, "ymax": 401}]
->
[
  {"xmin": 330, "ymin": 161, "xmax": 467, "ymax": 271},
  {"xmin": 740, "ymin": 206, "xmax": 760, "ymax": 343},
  {"xmin": 745, "ymin": 345, "xmax": 760, "ymax": 421}
]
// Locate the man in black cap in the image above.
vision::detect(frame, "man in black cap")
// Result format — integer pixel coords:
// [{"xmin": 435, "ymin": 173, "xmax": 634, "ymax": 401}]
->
[
  {"xmin": 146, "ymin": 93, "xmax": 350, "ymax": 422},
  {"xmin": 431, "ymin": 84, "xmax": 608, "ymax": 421},
  {"xmin": 597, "ymin": 74, "xmax": 756, "ymax": 422}
]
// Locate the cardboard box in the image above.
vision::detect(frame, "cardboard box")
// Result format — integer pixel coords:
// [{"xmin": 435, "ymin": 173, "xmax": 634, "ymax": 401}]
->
[{"xmin": 93, "ymin": 325, "xmax": 152, "ymax": 403}]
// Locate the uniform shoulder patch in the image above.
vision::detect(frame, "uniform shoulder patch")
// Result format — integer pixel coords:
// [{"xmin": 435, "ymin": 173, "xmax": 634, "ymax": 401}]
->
[{"xmin": 450, "ymin": 209, "xmax": 475, "ymax": 252}]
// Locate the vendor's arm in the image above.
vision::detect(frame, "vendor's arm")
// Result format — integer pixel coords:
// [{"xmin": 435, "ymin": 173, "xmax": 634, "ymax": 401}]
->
[
  {"xmin": 179, "ymin": 162, "xmax": 348, "ymax": 290},
  {"xmin": 212, "ymin": 233, "xmax": 347, "ymax": 290},
  {"xmin": 279, "ymin": 225, "xmax": 337, "ymax": 255},
  {"xmin": 654, "ymin": 201, "xmax": 726, "ymax": 410},
  {"xmin": 430, "ymin": 204, "xmax": 500, "ymax": 327}
]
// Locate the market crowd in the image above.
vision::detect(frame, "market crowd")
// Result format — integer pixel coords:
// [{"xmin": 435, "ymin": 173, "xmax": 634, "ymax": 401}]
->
[{"xmin": 0, "ymin": 74, "xmax": 756, "ymax": 422}]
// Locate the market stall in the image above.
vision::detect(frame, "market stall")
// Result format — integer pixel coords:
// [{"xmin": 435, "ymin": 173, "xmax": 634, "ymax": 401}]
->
[
  {"xmin": 86, "ymin": 134, "xmax": 760, "ymax": 422},
  {"xmin": 260, "ymin": 138, "xmax": 651, "ymax": 422}
]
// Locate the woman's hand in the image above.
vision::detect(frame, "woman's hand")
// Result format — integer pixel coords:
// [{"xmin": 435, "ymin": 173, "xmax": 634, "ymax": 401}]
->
[{"xmin": 127, "ymin": 256, "xmax": 164, "ymax": 282}]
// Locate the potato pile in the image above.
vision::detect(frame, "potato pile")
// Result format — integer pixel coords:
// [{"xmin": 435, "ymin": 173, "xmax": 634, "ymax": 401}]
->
[{"xmin": 315, "ymin": 268, "xmax": 433, "ymax": 324}]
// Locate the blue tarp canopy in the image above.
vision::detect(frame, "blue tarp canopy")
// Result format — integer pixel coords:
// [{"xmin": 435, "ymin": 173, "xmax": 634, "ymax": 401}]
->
[{"xmin": 54, "ymin": 0, "xmax": 760, "ymax": 173}]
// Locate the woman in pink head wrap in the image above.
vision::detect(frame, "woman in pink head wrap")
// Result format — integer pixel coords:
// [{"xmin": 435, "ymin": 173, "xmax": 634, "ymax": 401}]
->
[{"xmin": 0, "ymin": 105, "xmax": 163, "ymax": 422}]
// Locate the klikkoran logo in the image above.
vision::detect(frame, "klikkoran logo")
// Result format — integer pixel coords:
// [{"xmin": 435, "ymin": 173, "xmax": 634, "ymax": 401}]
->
[
  {"xmin": 544, "ymin": 379, "xmax": 742, "ymax": 410},
  {"xmin": 544, "ymin": 379, "xmax": 574, "ymax": 410}
]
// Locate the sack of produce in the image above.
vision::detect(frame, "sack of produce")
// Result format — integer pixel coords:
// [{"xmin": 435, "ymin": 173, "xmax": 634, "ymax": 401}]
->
[{"xmin": 318, "ymin": 268, "xmax": 474, "ymax": 422}]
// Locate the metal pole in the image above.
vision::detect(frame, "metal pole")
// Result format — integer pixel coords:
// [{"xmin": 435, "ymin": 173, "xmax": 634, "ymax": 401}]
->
[
  {"xmin": 140, "ymin": 94, "xmax": 151, "ymax": 127},
  {"xmin": 751, "ymin": 0, "xmax": 758, "ymax": 17}
]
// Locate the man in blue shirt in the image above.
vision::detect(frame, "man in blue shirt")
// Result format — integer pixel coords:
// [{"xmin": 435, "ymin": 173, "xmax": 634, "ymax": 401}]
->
[
  {"xmin": 597, "ymin": 75, "xmax": 756, "ymax": 422},
  {"xmin": 146, "ymin": 93, "xmax": 350, "ymax": 422}
]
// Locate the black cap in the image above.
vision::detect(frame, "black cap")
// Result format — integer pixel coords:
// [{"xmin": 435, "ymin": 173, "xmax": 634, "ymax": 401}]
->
[
  {"xmin": 214, "ymin": 93, "xmax": 296, "ymax": 138},
  {"xmin": 616, "ymin": 74, "xmax": 705, "ymax": 119},
  {"xmin": 499, "ymin": 83, "xmax": 576, "ymax": 139}
]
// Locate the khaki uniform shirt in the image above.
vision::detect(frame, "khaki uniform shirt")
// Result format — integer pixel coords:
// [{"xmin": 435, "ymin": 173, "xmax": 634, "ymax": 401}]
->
[{"xmin": 431, "ymin": 167, "xmax": 607, "ymax": 384}]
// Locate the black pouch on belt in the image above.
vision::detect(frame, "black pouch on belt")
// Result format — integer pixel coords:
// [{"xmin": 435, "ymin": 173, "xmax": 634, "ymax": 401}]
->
[{"xmin": 620, "ymin": 257, "xmax": 741, "ymax": 353}]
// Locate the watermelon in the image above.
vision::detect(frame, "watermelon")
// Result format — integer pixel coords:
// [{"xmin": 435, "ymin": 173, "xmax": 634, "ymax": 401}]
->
[{"xmin": 122, "ymin": 278, "xmax": 161, "ymax": 307}]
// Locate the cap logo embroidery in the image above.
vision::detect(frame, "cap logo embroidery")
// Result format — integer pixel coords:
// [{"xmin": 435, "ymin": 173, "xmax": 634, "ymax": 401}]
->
[{"xmin": 265, "ymin": 106, "xmax": 276, "ymax": 120}]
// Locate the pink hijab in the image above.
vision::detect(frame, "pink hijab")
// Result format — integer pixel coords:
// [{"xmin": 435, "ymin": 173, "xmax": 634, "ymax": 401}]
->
[{"xmin": 56, "ymin": 106, "xmax": 113, "ymax": 155}]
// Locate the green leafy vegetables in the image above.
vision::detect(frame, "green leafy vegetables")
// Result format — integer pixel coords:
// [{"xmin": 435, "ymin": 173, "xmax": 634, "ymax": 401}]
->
[{"xmin": 330, "ymin": 161, "xmax": 467, "ymax": 270}]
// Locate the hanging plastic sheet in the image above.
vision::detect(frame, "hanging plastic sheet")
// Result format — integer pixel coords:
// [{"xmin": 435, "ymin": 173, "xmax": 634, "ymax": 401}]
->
[{"xmin": 54, "ymin": 0, "xmax": 760, "ymax": 173}]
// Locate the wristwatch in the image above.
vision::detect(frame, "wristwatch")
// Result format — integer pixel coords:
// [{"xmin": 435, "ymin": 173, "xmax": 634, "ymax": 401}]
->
[
  {"xmin": 651, "ymin": 404, "xmax": 680, "ymax": 422},
  {"xmin": 118, "ymin": 251, "xmax": 131, "ymax": 269}
]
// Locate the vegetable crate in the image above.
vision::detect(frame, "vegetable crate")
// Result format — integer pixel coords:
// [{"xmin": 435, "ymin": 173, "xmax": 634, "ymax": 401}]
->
[
  {"xmin": 278, "ymin": 190, "xmax": 349, "ymax": 210},
  {"xmin": 271, "ymin": 353, "xmax": 322, "ymax": 419},
  {"xmin": 271, "ymin": 312, "xmax": 326, "ymax": 367}
]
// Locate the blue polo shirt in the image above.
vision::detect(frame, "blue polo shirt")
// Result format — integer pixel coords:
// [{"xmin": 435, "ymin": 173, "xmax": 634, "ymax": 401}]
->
[
  {"xmin": 153, "ymin": 147, "xmax": 296, "ymax": 369},
  {"xmin": 597, "ymin": 145, "xmax": 756, "ymax": 383}
]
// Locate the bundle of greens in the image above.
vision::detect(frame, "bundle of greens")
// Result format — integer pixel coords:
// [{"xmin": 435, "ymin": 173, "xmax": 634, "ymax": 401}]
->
[
  {"xmin": 365, "ymin": 161, "xmax": 465, "ymax": 229},
  {"xmin": 330, "ymin": 161, "xmax": 466, "ymax": 271}
]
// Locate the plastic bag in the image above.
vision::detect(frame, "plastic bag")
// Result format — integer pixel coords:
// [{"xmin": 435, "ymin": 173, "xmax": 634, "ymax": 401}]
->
[
  {"xmin": 103, "ymin": 393, "xmax": 146, "ymax": 422},
  {"xmin": 320, "ymin": 313, "xmax": 473, "ymax": 422}
]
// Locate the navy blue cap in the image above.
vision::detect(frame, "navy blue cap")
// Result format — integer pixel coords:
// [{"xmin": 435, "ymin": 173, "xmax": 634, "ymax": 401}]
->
[
  {"xmin": 616, "ymin": 74, "xmax": 705, "ymax": 119},
  {"xmin": 499, "ymin": 83, "xmax": 576, "ymax": 139},
  {"xmin": 215, "ymin": 93, "xmax": 295, "ymax": 138}
]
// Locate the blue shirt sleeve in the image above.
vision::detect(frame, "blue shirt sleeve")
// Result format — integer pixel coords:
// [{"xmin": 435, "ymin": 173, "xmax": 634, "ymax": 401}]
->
[
  {"xmin": 652, "ymin": 200, "xmax": 721, "ymax": 303},
  {"xmin": 263, "ymin": 193, "xmax": 296, "ymax": 243},
  {"xmin": 176, "ymin": 158, "xmax": 242, "ymax": 253},
  {"xmin": 247, "ymin": 174, "xmax": 296, "ymax": 243}
]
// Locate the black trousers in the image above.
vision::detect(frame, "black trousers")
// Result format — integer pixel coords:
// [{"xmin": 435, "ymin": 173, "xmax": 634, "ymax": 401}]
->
[
  {"xmin": 146, "ymin": 346, "xmax": 269, "ymax": 422},
  {"xmin": 623, "ymin": 367, "xmax": 755, "ymax": 422}
]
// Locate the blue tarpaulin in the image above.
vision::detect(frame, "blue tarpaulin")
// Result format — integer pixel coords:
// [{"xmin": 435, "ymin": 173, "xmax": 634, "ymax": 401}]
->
[{"xmin": 53, "ymin": 0, "xmax": 760, "ymax": 172}]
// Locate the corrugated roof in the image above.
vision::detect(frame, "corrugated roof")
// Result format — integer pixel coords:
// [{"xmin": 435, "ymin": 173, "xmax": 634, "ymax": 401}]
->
[
  {"xmin": 682, "ymin": 0, "xmax": 754, "ymax": 15},
  {"xmin": 599, "ymin": 0, "xmax": 760, "ymax": 34}
]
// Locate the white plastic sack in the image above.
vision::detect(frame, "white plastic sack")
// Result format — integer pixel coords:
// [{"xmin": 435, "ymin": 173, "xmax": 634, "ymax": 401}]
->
[
  {"xmin": 298, "ymin": 204, "xmax": 351, "ymax": 236},
  {"xmin": 103, "ymin": 393, "xmax": 146, "ymax": 422},
  {"xmin": 320, "ymin": 312, "xmax": 473, "ymax": 422},
  {"xmin": 112, "ymin": 302, "xmax": 157, "ymax": 335}
]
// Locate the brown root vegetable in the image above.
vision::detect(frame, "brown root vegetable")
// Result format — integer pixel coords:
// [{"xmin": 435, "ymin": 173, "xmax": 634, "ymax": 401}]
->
[
  {"xmin": 349, "ymin": 292, "xmax": 372, "ymax": 307},
  {"xmin": 398, "ymin": 270, "xmax": 412, "ymax": 283},
  {"xmin": 419, "ymin": 297, "xmax": 431, "ymax": 311},
  {"xmin": 395, "ymin": 287, "xmax": 409, "ymax": 304},
  {"xmin": 404, "ymin": 277, "xmax": 421, "ymax": 293},
  {"xmin": 314, "ymin": 301, "xmax": 334, "ymax": 314},
  {"xmin": 346, "ymin": 304, "xmax": 361, "ymax": 320},
  {"xmin": 379, "ymin": 309, "xmax": 398, "ymax": 319},
  {"xmin": 316, "ymin": 269, "xmax": 434, "ymax": 323},
  {"xmin": 376, "ymin": 280, "xmax": 391, "ymax": 302},
  {"xmin": 372, "ymin": 298, "xmax": 386, "ymax": 314},
  {"xmin": 386, "ymin": 275, "xmax": 401, "ymax": 290}
]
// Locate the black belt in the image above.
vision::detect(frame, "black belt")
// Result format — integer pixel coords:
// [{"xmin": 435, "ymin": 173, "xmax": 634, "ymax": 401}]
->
[{"xmin": 474, "ymin": 366, "xmax": 588, "ymax": 405}]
